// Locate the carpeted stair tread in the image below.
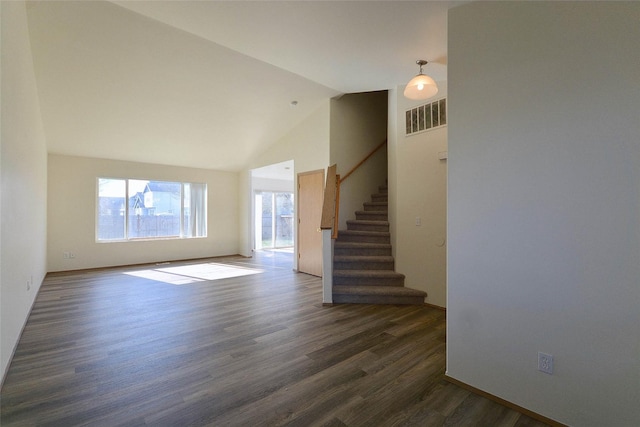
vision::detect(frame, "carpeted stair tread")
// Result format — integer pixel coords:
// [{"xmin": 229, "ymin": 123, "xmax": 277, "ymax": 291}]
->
[
  {"xmin": 332, "ymin": 285, "xmax": 426, "ymax": 305},
  {"xmin": 333, "ymin": 265, "xmax": 405, "ymax": 286},
  {"xmin": 334, "ymin": 241, "xmax": 391, "ymax": 248},
  {"xmin": 334, "ymin": 255, "xmax": 394, "ymax": 262},
  {"xmin": 355, "ymin": 210, "xmax": 387, "ymax": 215},
  {"xmin": 346, "ymin": 220, "xmax": 389, "ymax": 226},
  {"xmin": 354, "ymin": 211, "xmax": 388, "ymax": 221},
  {"xmin": 333, "ymin": 285, "xmax": 426, "ymax": 297},
  {"xmin": 363, "ymin": 201, "xmax": 388, "ymax": 211},
  {"xmin": 338, "ymin": 230, "xmax": 390, "ymax": 238},
  {"xmin": 332, "ymin": 295, "xmax": 425, "ymax": 305},
  {"xmin": 346, "ymin": 220, "xmax": 389, "ymax": 232},
  {"xmin": 336, "ymin": 230, "xmax": 390, "ymax": 244},
  {"xmin": 334, "ymin": 256, "xmax": 394, "ymax": 270},
  {"xmin": 333, "ymin": 242, "xmax": 392, "ymax": 256},
  {"xmin": 371, "ymin": 195, "xmax": 388, "ymax": 201},
  {"xmin": 333, "ymin": 269, "xmax": 405, "ymax": 281}
]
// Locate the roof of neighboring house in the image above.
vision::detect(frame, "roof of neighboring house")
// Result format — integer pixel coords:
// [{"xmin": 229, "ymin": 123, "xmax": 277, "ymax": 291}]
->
[
  {"xmin": 144, "ymin": 182, "xmax": 181, "ymax": 193},
  {"xmin": 129, "ymin": 192, "xmax": 145, "ymax": 209}
]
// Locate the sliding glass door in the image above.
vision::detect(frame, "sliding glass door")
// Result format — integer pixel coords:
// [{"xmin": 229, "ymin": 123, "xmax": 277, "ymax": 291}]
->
[{"xmin": 255, "ymin": 191, "xmax": 294, "ymax": 249}]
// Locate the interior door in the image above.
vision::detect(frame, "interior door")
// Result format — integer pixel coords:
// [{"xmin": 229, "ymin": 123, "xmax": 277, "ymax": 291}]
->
[{"xmin": 297, "ymin": 169, "xmax": 324, "ymax": 277}]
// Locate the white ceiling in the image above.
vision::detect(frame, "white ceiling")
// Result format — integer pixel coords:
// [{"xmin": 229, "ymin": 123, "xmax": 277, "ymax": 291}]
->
[
  {"xmin": 252, "ymin": 160, "xmax": 294, "ymax": 181},
  {"xmin": 26, "ymin": 1, "xmax": 465, "ymax": 172}
]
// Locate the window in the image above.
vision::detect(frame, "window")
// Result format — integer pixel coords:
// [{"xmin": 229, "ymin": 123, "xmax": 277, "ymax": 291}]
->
[{"xmin": 97, "ymin": 178, "xmax": 207, "ymax": 241}]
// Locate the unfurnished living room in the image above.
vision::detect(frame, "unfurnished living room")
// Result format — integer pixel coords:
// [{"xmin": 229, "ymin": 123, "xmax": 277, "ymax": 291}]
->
[{"xmin": 1, "ymin": 1, "xmax": 639, "ymax": 426}]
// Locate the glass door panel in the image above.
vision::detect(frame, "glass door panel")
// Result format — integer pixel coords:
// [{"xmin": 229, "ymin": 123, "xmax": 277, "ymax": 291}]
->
[{"xmin": 255, "ymin": 191, "xmax": 294, "ymax": 249}]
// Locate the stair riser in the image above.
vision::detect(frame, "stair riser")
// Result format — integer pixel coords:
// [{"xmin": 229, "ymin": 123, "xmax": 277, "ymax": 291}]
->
[
  {"xmin": 371, "ymin": 194, "xmax": 388, "ymax": 202},
  {"xmin": 347, "ymin": 223, "xmax": 389, "ymax": 232},
  {"xmin": 333, "ymin": 276, "xmax": 405, "ymax": 287},
  {"xmin": 334, "ymin": 247, "xmax": 392, "ymax": 257},
  {"xmin": 363, "ymin": 203, "xmax": 388, "ymax": 212},
  {"xmin": 355, "ymin": 212, "xmax": 388, "ymax": 221},
  {"xmin": 332, "ymin": 294, "xmax": 425, "ymax": 305},
  {"xmin": 333, "ymin": 260, "xmax": 394, "ymax": 270},
  {"xmin": 337, "ymin": 234, "xmax": 390, "ymax": 244}
]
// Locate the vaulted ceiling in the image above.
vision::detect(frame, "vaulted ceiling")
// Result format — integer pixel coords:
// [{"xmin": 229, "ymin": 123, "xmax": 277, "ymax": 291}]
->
[{"xmin": 26, "ymin": 1, "xmax": 465, "ymax": 171}]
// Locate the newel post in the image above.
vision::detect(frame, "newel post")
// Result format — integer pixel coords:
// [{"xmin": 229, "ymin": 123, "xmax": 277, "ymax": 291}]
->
[{"xmin": 321, "ymin": 229, "xmax": 333, "ymax": 304}]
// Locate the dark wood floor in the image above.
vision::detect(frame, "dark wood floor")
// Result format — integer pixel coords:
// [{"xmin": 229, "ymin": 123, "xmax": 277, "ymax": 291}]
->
[{"xmin": 1, "ymin": 250, "xmax": 549, "ymax": 426}]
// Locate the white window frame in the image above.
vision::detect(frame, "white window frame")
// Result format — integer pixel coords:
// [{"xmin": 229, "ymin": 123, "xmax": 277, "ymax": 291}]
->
[{"xmin": 96, "ymin": 178, "xmax": 207, "ymax": 242}]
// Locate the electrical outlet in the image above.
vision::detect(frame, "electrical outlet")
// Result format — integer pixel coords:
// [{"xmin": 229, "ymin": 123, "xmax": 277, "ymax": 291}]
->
[
  {"xmin": 538, "ymin": 352, "xmax": 554, "ymax": 375},
  {"xmin": 63, "ymin": 252, "xmax": 70, "ymax": 259},
  {"xmin": 415, "ymin": 217, "xmax": 422, "ymax": 226}
]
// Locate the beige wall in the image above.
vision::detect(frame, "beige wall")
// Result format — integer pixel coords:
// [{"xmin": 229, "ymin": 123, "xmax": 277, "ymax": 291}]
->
[
  {"xmin": 1, "ymin": 1, "xmax": 49, "ymax": 379},
  {"xmin": 47, "ymin": 154, "xmax": 239, "ymax": 272},
  {"xmin": 389, "ymin": 85, "xmax": 448, "ymax": 308},
  {"xmin": 240, "ymin": 101, "xmax": 331, "ymax": 264},
  {"xmin": 330, "ymin": 92, "xmax": 388, "ymax": 229},
  {"xmin": 245, "ymin": 100, "xmax": 330, "ymax": 182},
  {"xmin": 448, "ymin": 2, "xmax": 640, "ymax": 425}
]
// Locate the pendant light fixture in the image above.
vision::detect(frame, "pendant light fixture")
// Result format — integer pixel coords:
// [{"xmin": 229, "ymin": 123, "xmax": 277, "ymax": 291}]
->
[{"xmin": 403, "ymin": 60, "xmax": 438, "ymax": 100}]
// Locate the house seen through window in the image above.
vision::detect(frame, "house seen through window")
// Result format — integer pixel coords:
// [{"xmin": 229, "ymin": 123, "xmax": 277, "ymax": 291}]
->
[{"xmin": 97, "ymin": 178, "xmax": 207, "ymax": 241}]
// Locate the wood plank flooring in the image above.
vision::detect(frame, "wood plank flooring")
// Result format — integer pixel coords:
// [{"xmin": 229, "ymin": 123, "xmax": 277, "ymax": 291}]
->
[{"xmin": 1, "ymin": 250, "xmax": 549, "ymax": 426}]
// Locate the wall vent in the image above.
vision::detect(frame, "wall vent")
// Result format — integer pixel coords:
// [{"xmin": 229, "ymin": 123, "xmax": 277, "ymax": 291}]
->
[{"xmin": 405, "ymin": 98, "xmax": 446, "ymax": 136}]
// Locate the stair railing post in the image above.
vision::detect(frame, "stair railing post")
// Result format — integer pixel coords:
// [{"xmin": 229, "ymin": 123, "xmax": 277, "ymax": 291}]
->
[
  {"xmin": 321, "ymin": 229, "xmax": 334, "ymax": 304},
  {"xmin": 320, "ymin": 165, "xmax": 339, "ymax": 304},
  {"xmin": 333, "ymin": 174, "xmax": 340, "ymax": 239}
]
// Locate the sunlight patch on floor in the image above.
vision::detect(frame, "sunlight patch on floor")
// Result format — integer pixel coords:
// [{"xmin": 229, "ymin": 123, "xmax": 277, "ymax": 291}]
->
[
  {"xmin": 124, "ymin": 262, "xmax": 264, "ymax": 285},
  {"xmin": 261, "ymin": 247, "xmax": 293, "ymax": 254}
]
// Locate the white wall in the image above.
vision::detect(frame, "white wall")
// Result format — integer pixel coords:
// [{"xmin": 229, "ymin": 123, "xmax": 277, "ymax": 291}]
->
[
  {"xmin": 447, "ymin": 2, "xmax": 640, "ymax": 426},
  {"xmin": 330, "ymin": 91, "xmax": 388, "ymax": 229},
  {"xmin": 240, "ymin": 101, "xmax": 331, "ymax": 265},
  {"xmin": 48, "ymin": 154, "xmax": 239, "ymax": 272},
  {"xmin": 389, "ymin": 85, "xmax": 447, "ymax": 307},
  {"xmin": 251, "ymin": 177, "xmax": 294, "ymax": 194},
  {"xmin": 1, "ymin": 1, "xmax": 49, "ymax": 380}
]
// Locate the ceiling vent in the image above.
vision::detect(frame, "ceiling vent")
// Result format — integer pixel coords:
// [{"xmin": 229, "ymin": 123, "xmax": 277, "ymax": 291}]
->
[{"xmin": 405, "ymin": 98, "xmax": 446, "ymax": 136}]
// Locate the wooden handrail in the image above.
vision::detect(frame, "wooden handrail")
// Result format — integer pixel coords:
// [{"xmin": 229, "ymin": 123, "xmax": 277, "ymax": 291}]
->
[
  {"xmin": 339, "ymin": 139, "xmax": 387, "ymax": 184},
  {"xmin": 320, "ymin": 164, "xmax": 338, "ymax": 231}
]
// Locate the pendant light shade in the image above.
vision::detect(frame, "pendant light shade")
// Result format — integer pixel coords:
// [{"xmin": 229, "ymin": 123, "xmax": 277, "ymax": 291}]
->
[{"xmin": 404, "ymin": 60, "xmax": 438, "ymax": 100}]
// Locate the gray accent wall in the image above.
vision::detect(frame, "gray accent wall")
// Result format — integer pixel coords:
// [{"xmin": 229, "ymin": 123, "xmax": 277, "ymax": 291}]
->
[{"xmin": 447, "ymin": 2, "xmax": 640, "ymax": 425}]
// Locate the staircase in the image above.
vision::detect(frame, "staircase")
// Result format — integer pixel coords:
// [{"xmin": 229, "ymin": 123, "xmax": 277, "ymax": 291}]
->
[{"xmin": 332, "ymin": 184, "xmax": 427, "ymax": 305}]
